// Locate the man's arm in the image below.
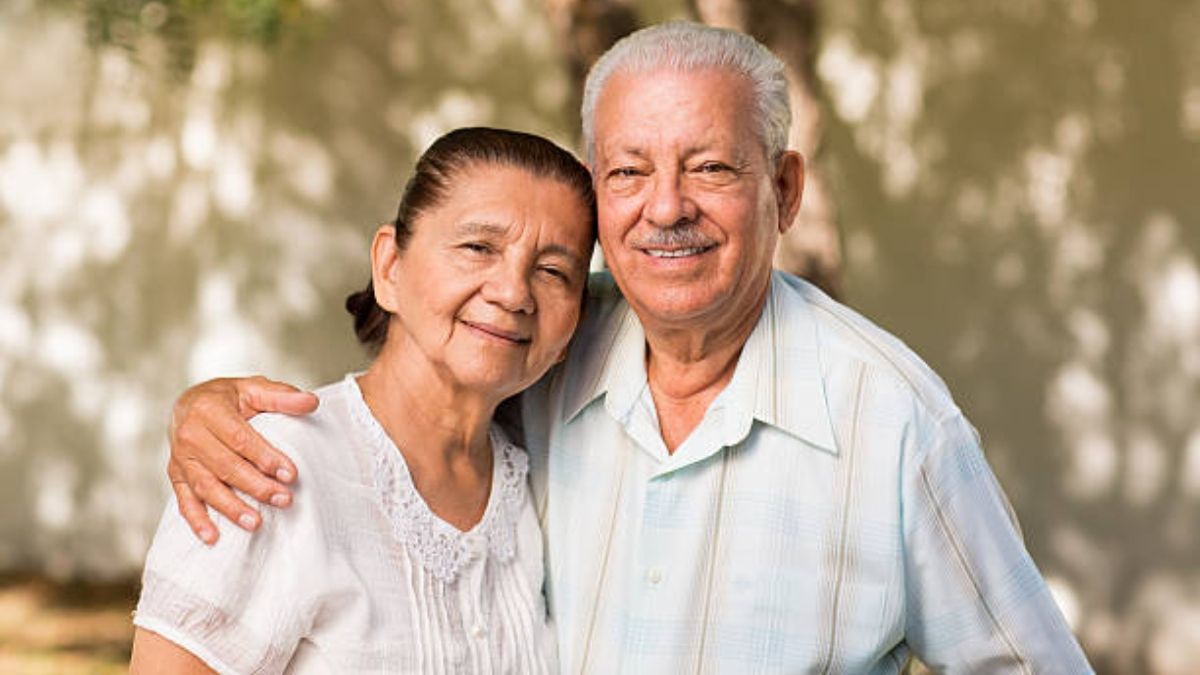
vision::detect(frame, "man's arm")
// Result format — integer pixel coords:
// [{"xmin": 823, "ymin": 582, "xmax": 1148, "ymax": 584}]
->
[
  {"xmin": 168, "ymin": 376, "xmax": 317, "ymax": 543},
  {"xmin": 903, "ymin": 413, "xmax": 1092, "ymax": 672}
]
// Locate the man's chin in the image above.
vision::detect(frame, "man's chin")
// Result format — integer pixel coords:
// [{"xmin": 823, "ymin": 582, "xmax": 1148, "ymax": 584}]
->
[{"xmin": 627, "ymin": 288, "xmax": 726, "ymax": 326}]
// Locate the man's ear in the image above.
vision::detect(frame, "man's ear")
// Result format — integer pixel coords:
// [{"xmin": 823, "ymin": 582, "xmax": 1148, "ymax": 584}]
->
[
  {"xmin": 370, "ymin": 225, "xmax": 403, "ymax": 313},
  {"xmin": 774, "ymin": 151, "xmax": 806, "ymax": 235}
]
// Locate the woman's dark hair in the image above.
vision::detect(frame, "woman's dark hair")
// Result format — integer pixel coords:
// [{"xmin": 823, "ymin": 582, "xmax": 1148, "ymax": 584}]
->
[{"xmin": 345, "ymin": 127, "xmax": 596, "ymax": 355}]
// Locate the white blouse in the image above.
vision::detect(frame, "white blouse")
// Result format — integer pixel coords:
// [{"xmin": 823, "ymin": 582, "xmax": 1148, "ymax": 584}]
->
[{"xmin": 135, "ymin": 375, "xmax": 557, "ymax": 674}]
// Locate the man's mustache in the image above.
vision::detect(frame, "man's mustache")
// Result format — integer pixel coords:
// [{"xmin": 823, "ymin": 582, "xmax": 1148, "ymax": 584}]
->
[{"xmin": 629, "ymin": 222, "xmax": 717, "ymax": 250}]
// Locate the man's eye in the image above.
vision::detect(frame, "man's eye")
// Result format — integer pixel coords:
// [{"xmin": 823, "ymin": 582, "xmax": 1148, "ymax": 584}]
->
[{"xmin": 696, "ymin": 162, "xmax": 732, "ymax": 173}]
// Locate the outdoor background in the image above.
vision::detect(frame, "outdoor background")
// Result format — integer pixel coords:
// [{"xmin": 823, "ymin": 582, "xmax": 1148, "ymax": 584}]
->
[{"xmin": 1, "ymin": 0, "xmax": 1197, "ymax": 672}]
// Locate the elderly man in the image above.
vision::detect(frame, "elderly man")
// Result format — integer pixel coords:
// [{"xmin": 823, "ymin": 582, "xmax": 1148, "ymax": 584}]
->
[{"xmin": 166, "ymin": 22, "xmax": 1091, "ymax": 673}]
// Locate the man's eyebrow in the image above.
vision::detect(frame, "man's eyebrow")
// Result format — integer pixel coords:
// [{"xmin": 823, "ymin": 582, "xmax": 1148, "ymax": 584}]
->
[
  {"xmin": 603, "ymin": 146, "xmax": 649, "ymax": 162},
  {"xmin": 681, "ymin": 143, "xmax": 745, "ymax": 161}
]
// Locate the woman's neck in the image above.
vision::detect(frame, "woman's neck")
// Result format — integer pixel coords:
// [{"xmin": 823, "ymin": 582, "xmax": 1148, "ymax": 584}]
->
[
  {"xmin": 355, "ymin": 340, "xmax": 500, "ymax": 531},
  {"xmin": 356, "ymin": 351, "xmax": 496, "ymax": 467}
]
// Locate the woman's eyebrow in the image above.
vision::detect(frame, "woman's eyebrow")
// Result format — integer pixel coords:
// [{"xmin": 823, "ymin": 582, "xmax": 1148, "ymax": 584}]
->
[
  {"xmin": 454, "ymin": 221, "xmax": 509, "ymax": 238},
  {"xmin": 540, "ymin": 244, "xmax": 585, "ymax": 267},
  {"xmin": 455, "ymin": 221, "xmax": 585, "ymax": 266}
]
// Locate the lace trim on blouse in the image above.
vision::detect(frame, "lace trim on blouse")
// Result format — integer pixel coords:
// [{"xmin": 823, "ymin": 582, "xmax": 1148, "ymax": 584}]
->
[{"xmin": 344, "ymin": 375, "xmax": 529, "ymax": 584}]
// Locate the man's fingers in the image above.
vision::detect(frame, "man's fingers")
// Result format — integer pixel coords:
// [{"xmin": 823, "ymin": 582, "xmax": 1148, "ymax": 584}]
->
[
  {"xmin": 204, "ymin": 397, "xmax": 297, "ymax": 489},
  {"xmin": 229, "ymin": 377, "xmax": 312, "ymax": 484},
  {"xmin": 240, "ymin": 376, "xmax": 319, "ymax": 417},
  {"xmin": 194, "ymin": 420, "xmax": 293, "ymax": 507},
  {"xmin": 183, "ymin": 458, "xmax": 262, "ymax": 532},
  {"xmin": 169, "ymin": 458, "xmax": 218, "ymax": 545},
  {"xmin": 172, "ymin": 479, "xmax": 218, "ymax": 545}
]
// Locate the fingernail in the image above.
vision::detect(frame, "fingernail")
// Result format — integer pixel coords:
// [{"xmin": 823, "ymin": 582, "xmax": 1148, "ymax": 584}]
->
[
  {"xmin": 276, "ymin": 468, "xmax": 293, "ymax": 482},
  {"xmin": 238, "ymin": 513, "xmax": 257, "ymax": 530},
  {"xmin": 199, "ymin": 528, "xmax": 215, "ymax": 544},
  {"xmin": 270, "ymin": 493, "xmax": 290, "ymax": 507}
]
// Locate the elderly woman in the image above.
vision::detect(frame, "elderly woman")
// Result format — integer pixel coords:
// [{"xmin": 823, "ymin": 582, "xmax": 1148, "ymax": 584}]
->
[{"xmin": 129, "ymin": 127, "xmax": 596, "ymax": 674}]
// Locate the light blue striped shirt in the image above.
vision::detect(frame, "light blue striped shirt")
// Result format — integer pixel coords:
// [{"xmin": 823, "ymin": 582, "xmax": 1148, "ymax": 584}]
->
[{"xmin": 520, "ymin": 270, "xmax": 1091, "ymax": 673}]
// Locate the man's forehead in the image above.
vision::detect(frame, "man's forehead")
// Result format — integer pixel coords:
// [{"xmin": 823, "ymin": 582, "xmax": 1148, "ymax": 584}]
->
[
  {"xmin": 591, "ymin": 67, "xmax": 761, "ymax": 160},
  {"xmin": 597, "ymin": 64, "xmax": 751, "ymax": 103}
]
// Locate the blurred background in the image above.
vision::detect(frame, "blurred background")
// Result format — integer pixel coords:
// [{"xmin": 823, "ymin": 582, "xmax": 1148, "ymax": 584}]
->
[{"xmin": 0, "ymin": 0, "xmax": 1197, "ymax": 672}]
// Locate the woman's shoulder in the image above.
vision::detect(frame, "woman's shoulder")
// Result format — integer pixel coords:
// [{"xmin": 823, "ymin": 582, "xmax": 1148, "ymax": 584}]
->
[{"xmin": 249, "ymin": 375, "xmax": 363, "ymax": 474}]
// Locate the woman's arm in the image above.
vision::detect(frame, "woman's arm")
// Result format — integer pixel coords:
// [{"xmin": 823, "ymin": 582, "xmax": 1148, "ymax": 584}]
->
[{"xmin": 130, "ymin": 628, "xmax": 217, "ymax": 675}]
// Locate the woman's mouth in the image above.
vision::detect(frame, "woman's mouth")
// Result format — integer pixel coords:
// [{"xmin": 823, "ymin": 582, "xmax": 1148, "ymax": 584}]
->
[{"xmin": 460, "ymin": 320, "xmax": 531, "ymax": 344}]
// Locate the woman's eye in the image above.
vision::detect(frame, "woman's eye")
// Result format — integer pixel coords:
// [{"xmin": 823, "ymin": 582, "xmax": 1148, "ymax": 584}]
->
[
  {"xmin": 461, "ymin": 242, "xmax": 493, "ymax": 254},
  {"xmin": 538, "ymin": 265, "xmax": 569, "ymax": 282}
]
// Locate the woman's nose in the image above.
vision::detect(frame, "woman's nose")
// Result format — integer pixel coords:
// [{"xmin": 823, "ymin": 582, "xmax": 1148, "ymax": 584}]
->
[{"xmin": 483, "ymin": 262, "xmax": 536, "ymax": 314}]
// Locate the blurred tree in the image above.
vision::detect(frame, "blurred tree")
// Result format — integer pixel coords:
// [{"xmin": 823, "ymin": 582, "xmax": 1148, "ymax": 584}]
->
[{"xmin": 62, "ymin": 0, "xmax": 316, "ymax": 74}]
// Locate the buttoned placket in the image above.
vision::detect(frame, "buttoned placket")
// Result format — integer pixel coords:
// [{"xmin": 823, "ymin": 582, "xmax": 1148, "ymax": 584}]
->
[{"xmin": 458, "ymin": 533, "xmax": 490, "ymax": 670}]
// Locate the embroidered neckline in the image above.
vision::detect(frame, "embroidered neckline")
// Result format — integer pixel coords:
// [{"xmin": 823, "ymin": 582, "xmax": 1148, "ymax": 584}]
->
[{"xmin": 343, "ymin": 374, "xmax": 528, "ymax": 584}]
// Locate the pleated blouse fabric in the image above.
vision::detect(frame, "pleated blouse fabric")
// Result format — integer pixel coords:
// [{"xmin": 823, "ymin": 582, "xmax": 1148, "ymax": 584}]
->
[{"xmin": 135, "ymin": 374, "xmax": 556, "ymax": 674}]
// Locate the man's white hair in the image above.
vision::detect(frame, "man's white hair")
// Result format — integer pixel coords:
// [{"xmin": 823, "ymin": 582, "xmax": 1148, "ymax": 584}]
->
[{"xmin": 581, "ymin": 21, "xmax": 792, "ymax": 166}]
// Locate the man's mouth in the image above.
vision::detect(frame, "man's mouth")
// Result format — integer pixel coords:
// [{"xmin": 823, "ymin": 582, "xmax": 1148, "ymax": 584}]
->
[
  {"xmin": 460, "ymin": 320, "xmax": 531, "ymax": 344},
  {"xmin": 642, "ymin": 245, "xmax": 714, "ymax": 258}
]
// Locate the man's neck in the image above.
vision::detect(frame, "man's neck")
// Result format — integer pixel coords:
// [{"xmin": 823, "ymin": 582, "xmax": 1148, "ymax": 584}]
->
[{"xmin": 642, "ymin": 284, "xmax": 768, "ymax": 454}]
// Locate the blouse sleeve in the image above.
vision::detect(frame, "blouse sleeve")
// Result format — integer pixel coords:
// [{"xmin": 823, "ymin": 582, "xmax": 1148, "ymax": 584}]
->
[{"xmin": 134, "ymin": 416, "xmax": 318, "ymax": 675}]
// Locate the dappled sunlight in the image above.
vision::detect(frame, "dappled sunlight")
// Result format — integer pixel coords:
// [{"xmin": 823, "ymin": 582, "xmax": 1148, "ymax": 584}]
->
[
  {"xmin": 0, "ymin": 0, "xmax": 571, "ymax": 581},
  {"xmin": 818, "ymin": 34, "xmax": 880, "ymax": 125},
  {"xmin": 821, "ymin": 0, "xmax": 1199, "ymax": 670},
  {"xmin": 1183, "ymin": 431, "xmax": 1200, "ymax": 499},
  {"xmin": 408, "ymin": 90, "xmax": 497, "ymax": 154},
  {"xmin": 1045, "ymin": 574, "xmax": 1083, "ymax": 630},
  {"xmin": 0, "ymin": 0, "xmax": 1195, "ymax": 671},
  {"xmin": 1049, "ymin": 361, "xmax": 1118, "ymax": 498},
  {"xmin": 187, "ymin": 270, "xmax": 277, "ymax": 381},
  {"xmin": 269, "ymin": 131, "xmax": 335, "ymax": 203}
]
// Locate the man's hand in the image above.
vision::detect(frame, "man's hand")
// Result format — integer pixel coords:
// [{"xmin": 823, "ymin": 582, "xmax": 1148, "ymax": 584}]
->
[{"xmin": 168, "ymin": 376, "xmax": 319, "ymax": 544}]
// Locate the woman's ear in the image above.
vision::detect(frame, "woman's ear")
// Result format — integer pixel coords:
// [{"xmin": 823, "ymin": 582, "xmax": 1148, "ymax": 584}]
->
[
  {"xmin": 774, "ymin": 151, "xmax": 805, "ymax": 234},
  {"xmin": 370, "ymin": 224, "xmax": 403, "ymax": 313}
]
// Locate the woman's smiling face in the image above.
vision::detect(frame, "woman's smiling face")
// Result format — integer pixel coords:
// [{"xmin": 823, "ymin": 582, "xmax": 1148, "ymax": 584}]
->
[{"xmin": 373, "ymin": 162, "xmax": 595, "ymax": 400}]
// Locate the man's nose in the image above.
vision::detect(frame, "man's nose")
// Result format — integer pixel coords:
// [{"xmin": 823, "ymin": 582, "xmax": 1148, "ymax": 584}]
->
[
  {"xmin": 644, "ymin": 170, "xmax": 697, "ymax": 228},
  {"xmin": 483, "ymin": 260, "xmax": 536, "ymax": 314}
]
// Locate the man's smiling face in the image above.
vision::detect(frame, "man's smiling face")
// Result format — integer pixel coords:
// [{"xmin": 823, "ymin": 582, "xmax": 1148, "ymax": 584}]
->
[{"xmin": 591, "ymin": 66, "xmax": 790, "ymax": 333}]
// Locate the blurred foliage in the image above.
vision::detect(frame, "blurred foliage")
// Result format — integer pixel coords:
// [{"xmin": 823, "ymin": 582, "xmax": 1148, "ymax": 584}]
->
[
  {"xmin": 1, "ymin": 1, "xmax": 1197, "ymax": 671},
  {"xmin": 49, "ymin": 0, "xmax": 318, "ymax": 74}
]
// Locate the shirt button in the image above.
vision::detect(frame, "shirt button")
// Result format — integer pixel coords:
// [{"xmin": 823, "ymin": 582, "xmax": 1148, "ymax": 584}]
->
[
  {"xmin": 470, "ymin": 623, "xmax": 487, "ymax": 639},
  {"xmin": 464, "ymin": 535, "xmax": 485, "ymax": 556},
  {"xmin": 646, "ymin": 567, "xmax": 664, "ymax": 585}
]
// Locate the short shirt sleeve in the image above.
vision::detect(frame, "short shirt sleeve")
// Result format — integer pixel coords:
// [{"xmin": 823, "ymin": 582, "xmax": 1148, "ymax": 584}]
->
[{"xmin": 134, "ymin": 417, "xmax": 319, "ymax": 675}]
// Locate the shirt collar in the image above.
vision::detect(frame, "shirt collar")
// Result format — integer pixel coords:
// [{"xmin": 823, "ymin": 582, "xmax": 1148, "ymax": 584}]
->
[
  {"xmin": 742, "ymin": 272, "xmax": 839, "ymax": 454},
  {"xmin": 562, "ymin": 271, "xmax": 838, "ymax": 456},
  {"xmin": 563, "ymin": 296, "xmax": 647, "ymax": 424}
]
